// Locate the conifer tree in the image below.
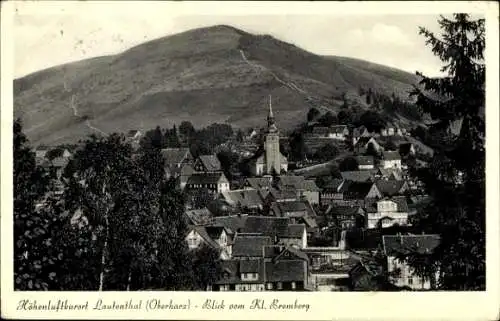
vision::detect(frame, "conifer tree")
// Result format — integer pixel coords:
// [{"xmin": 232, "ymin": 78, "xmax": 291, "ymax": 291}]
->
[{"xmin": 405, "ymin": 14, "xmax": 485, "ymax": 290}]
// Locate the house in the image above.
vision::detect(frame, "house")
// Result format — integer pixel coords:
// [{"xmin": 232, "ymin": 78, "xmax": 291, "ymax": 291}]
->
[
  {"xmin": 381, "ymin": 126, "xmax": 403, "ymax": 137},
  {"xmin": 243, "ymin": 177, "xmax": 273, "ymax": 190},
  {"xmin": 320, "ymin": 179, "xmax": 347, "ymax": 205},
  {"xmin": 35, "ymin": 146, "xmax": 50, "ymax": 164},
  {"xmin": 126, "ymin": 130, "xmax": 142, "ymax": 149},
  {"xmin": 184, "ymin": 208, "xmax": 213, "ymax": 226},
  {"xmin": 382, "ymin": 151, "xmax": 402, "ymax": 169},
  {"xmin": 270, "ymin": 201, "xmax": 318, "ymax": 237},
  {"xmin": 375, "ymin": 180, "xmax": 409, "ymax": 198},
  {"xmin": 330, "ymin": 125, "xmax": 350, "ymax": 140},
  {"xmin": 399, "ymin": 143, "xmax": 416, "ymax": 158},
  {"xmin": 348, "ymin": 258, "xmax": 387, "ymax": 291},
  {"xmin": 178, "ymin": 164, "xmax": 196, "ymax": 190},
  {"xmin": 343, "ymin": 182, "xmax": 382, "ymax": 201},
  {"xmin": 365, "ymin": 196, "xmax": 409, "ymax": 229},
  {"xmin": 210, "ymin": 245, "xmax": 310, "ymax": 291},
  {"xmin": 263, "ymin": 187, "xmax": 298, "ymax": 205},
  {"xmin": 326, "ymin": 205, "xmax": 365, "ymax": 230},
  {"xmin": 218, "ymin": 189, "xmax": 264, "ymax": 211},
  {"xmin": 374, "ymin": 168, "xmax": 404, "ymax": 181},
  {"xmin": 355, "ymin": 156, "xmax": 375, "ymax": 170},
  {"xmin": 161, "ymin": 148, "xmax": 194, "ymax": 178},
  {"xmin": 352, "ymin": 125, "xmax": 370, "ymax": 145},
  {"xmin": 312, "ymin": 125, "xmax": 349, "ymax": 140},
  {"xmin": 353, "ymin": 137, "xmax": 383, "ymax": 154},
  {"xmin": 382, "ymin": 234, "xmax": 441, "ymax": 290},
  {"xmin": 340, "ymin": 171, "xmax": 375, "ymax": 182},
  {"xmin": 185, "ymin": 172, "xmax": 230, "ymax": 194},
  {"xmin": 193, "ymin": 155, "xmax": 222, "ymax": 172},
  {"xmin": 185, "ymin": 225, "xmax": 232, "ymax": 259},
  {"xmin": 232, "ymin": 235, "xmax": 273, "ymax": 259},
  {"xmin": 280, "ymin": 224, "xmax": 308, "ymax": 249},
  {"xmin": 277, "ymin": 175, "xmax": 321, "ymax": 205}
]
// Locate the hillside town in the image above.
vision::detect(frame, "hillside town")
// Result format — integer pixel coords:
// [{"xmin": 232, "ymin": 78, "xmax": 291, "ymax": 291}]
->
[
  {"xmin": 32, "ymin": 94, "xmax": 444, "ymax": 292},
  {"xmin": 13, "ymin": 14, "xmax": 485, "ymax": 295}
]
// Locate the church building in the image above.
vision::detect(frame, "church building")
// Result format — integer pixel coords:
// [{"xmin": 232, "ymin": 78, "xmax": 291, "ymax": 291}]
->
[{"xmin": 249, "ymin": 96, "xmax": 288, "ymax": 176}]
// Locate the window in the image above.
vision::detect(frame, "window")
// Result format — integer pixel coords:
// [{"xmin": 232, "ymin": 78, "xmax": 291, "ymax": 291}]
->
[
  {"xmin": 407, "ymin": 276, "xmax": 413, "ymax": 285},
  {"xmin": 291, "ymin": 282, "xmax": 296, "ymax": 290},
  {"xmin": 277, "ymin": 282, "xmax": 283, "ymax": 290},
  {"xmin": 266, "ymin": 283, "xmax": 273, "ymax": 290}
]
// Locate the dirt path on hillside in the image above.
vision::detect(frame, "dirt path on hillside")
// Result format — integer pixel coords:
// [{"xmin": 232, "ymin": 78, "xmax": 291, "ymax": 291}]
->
[
  {"xmin": 239, "ymin": 49, "xmax": 336, "ymax": 114},
  {"xmin": 64, "ymin": 77, "xmax": 107, "ymax": 136}
]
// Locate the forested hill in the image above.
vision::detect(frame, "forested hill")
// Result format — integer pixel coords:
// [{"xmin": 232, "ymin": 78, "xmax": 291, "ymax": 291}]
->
[{"xmin": 14, "ymin": 25, "xmax": 422, "ymax": 146}]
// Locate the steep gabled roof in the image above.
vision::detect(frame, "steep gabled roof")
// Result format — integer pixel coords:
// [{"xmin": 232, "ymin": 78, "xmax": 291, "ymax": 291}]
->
[
  {"xmin": 245, "ymin": 177, "xmax": 272, "ymax": 190},
  {"xmin": 355, "ymin": 156, "xmax": 375, "ymax": 166},
  {"xmin": 187, "ymin": 226, "xmax": 220, "ymax": 250},
  {"xmin": 220, "ymin": 189, "xmax": 264, "ymax": 208},
  {"xmin": 240, "ymin": 259, "xmax": 261, "ymax": 273},
  {"xmin": 265, "ymin": 260, "xmax": 306, "ymax": 282},
  {"xmin": 186, "ymin": 172, "xmax": 227, "ymax": 185},
  {"xmin": 322, "ymin": 178, "xmax": 345, "ymax": 192},
  {"xmin": 232, "ymin": 235, "xmax": 272, "ymax": 257},
  {"xmin": 383, "ymin": 151, "xmax": 401, "ymax": 161},
  {"xmin": 391, "ymin": 196, "xmax": 409, "ymax": 212},
  {"xmin": 197, "ymin": 155, "xmax": 222, "ymax": 171},
  {"xmin": 161, "ymin": 148, "xmax": 191, "ymax": 165},
  {"xmin": 382, "ymin": 234, "xmax": 441, "ymax": 257},
  {"xmin": 344, "ymin": 182, "xmax": 377, "ymax": 200},
  {"xmin": 354, "ymin": 136, "xmax": 375, "ymax": 148},
  {"xmin": 376, "ymin": 180, "xmax": 406, "ymax": 197},
  {"xmin": 213, "ymin": 215, "xmax": 248, "ymax": 234},
  {"xmin": 330, "ymin": 125, "xmax": 348, "ymax": 134},
  {"xmin": 241, "ymin": 216, "xmax": 290, "ymax": 237},
  {"xmin": 185, "ymin": 208, "xmax": 213, "ymax": 225},
  {"xmin": 286, "ymin": 224, "xmax": 306, "ymax": 238},
  {"xmin": 327, "ymin": 205, "xmax": 364, "ymax": 217},
  {"xmin": 340, "ymin": 171, "xmax": 374, "ymax": 182}
]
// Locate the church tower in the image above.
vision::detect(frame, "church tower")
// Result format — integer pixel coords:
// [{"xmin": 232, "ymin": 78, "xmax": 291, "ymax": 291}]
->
[{"xmin": 264, "ymin": 95, "xmax": 281, "ymax": 175}]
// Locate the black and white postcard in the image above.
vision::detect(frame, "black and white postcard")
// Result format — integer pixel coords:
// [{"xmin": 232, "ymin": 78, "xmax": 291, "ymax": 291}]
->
[{"xmin": 1, "ymin": 1, "xmax": 499, "ymax": 320}]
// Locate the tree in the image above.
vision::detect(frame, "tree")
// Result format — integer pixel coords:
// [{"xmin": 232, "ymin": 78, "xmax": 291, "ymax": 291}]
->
[
  {"xmin": 406, "ymin": 14, "xmax": 485, "ymax": 290},
  {"xmin": 13, "ymin": 119, "xmax": 56, "ymax": 290},
  {"xmin": 337, "ymin": 110, "xmax": 352, "ymax": 125},
  {"xmin": 46, "ymin": 147, "xmax": 64, "ymax": 160},
  {"xmin": 357, "ymin": 111, "xmax": 386, "ymax": 133},
  {"xmin": 339, "ymin": 157, "xmax": 358, "ymax": 171},
  {"xmin": 307, "ymin": 107, "xmax": 321, "ymax": 122},
  {"xmin": 314, "ymin": 143, "xmax": 339, "ymax": 162},
  {"xmin": 179, "ymin": 121, "xmax": 195, "ymax": 140},
  {"xmin": 289, "ymin": 131, "xmax": 307, "ymax": 161},
  {"xmin": 236, "ymin": 129, "xmax": 244, "ymax": 143},
  {"xmin": 318, "ymin": 111, "xmax": 338, "ymax": 126}
]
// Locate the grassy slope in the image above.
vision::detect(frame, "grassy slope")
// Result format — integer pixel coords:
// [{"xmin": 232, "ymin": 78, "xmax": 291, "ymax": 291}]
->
[{"xmin": 14, "ymin": 25, "xmax": 422, "ymax": 146}]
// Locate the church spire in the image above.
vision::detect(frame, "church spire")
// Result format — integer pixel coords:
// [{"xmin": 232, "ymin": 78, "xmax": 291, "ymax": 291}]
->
[
  {"xmin": 267, "ymin": 94, "xmax": 278, "ymax": 133},
  {"xmin": 268, "ymin": 95, "xmax": 274, "ymax": 119}
]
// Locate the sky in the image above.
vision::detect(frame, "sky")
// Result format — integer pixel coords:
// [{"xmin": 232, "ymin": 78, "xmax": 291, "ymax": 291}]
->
[{"xmin": 11, "ymin": 2, "xmax": 487, "ymax": 79}]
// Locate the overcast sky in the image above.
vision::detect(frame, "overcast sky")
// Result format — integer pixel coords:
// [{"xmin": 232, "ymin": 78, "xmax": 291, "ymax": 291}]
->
[{"xmin": 12, "ymin": 2, "xmax": 487, "ymax": 79}]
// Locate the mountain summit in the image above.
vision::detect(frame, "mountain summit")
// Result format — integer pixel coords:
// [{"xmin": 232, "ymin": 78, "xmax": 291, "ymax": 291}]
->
[{"xmin": 14, "ymin": 25, "xmax": 420, "ymax": 145}]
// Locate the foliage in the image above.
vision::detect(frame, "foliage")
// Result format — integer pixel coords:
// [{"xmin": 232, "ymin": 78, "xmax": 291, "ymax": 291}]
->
[
  {"xmin": 339, "ymin": 157, "xmax": 358, "ymax": 171},
  {"xmin": 406, "ymin": 14, "xmax": 485, "ymax": 290},
  {"xmin": 307, "ymin": 107, "xmax": 321, "ymax": 122},
  {"xmin": 355, "ymin": 111, "xmax": 386, "ymax": 133},
  {"xmin": 289, "ymin": 131, "xmax": 307, "ymax": 161},
  {"xmin": 190, "ymin": 245, "xmax": 224, "ymax": 290},
  {"xmin": 13, "ymin": 119, "xmax": 54, "ymax": 290},
  {"xmin": 314, "ymin": 143, "xmax": 339, "ymax": 162},
  {"xmin": 318, "ymin": 111, "xmax": 338, "ymax": 126}
]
